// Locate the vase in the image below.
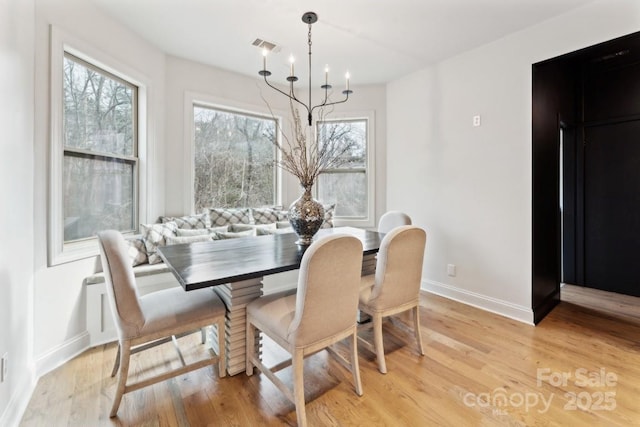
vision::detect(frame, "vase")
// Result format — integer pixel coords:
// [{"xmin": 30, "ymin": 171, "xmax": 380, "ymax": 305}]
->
[{"xmin": 288, "ymin": 185, "xmax": 325, "ymax": 245}]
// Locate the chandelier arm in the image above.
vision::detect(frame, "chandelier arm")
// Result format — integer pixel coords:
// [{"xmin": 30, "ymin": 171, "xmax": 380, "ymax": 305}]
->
[
  {"xmin": 262, "ymin": 74, "xmax": 311, "ymax": 115},
  {"xmin": 309, "ymin": 92, "xmax": 350, "ymax": 116}
]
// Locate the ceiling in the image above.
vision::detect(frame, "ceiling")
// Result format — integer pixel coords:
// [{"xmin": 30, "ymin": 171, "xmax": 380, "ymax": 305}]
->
[{"xmin": 89, "ymin": 0, "xmax": 596, "ymax": 86}]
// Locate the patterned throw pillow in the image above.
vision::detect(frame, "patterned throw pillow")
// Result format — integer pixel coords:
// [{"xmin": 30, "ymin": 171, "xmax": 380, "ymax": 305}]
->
[
  {"xmin": 251, "ymin": 207, "xmax": 289, "ymax": 224},
  {"xmin": 160, "ymin": 212, "xmax": 210, "ymax": 229},
  {"xmin": 165, "ymin": 234, "xmax": 214, "ymax": 245},
  {"xmin": 207, "ymin": 208, "xmax": 252, "ymax": 226},
  {"xmin": 124, "ymin": 235, "xmax": 148, "ymax": 267},
  {"xmin": 176, "ymin": 226, "xmax": 228, "ymax": 236},
  {"xmin": 141, "ymin": 222, "xmax": 178, "ymax": 264},
  {"xmin": 322, "ymin": 203, "xmax": 336, "ymax": 228},
  {"xmin": 276, "ymin": 221, "xmax": 292, "ymax": 229}
]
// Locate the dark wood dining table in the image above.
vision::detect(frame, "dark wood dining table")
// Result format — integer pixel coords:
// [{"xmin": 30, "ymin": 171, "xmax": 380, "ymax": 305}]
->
[{"xmin": 157, "ymin": 226, "xmax": 384, "ymax": 375}]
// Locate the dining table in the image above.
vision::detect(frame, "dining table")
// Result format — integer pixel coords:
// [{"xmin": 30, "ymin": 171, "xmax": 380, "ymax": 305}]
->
[{"xmin": 158, "ymin": 226, "xmax": 384, "ymax": 375}]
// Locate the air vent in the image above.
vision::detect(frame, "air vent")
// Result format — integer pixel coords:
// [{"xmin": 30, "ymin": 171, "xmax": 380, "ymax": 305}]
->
[{"xmin": 252, "ymin": 38, "xmax": 280, "ymax": 53}]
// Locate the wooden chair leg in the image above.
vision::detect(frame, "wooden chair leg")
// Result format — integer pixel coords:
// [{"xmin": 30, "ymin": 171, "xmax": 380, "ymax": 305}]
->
[
  {"xmin": 373, "ymin": 313, "xmax": 387, "ymax": 374},
  {"xmin": 292, "ymin": 349, "xmax": 307, "ymax": 427},
  {"xmin": 246, "ymin": 318, "xmax": 255, "ymax": 376},
  {"xmin": 111, "ymin": 343, "xmax": 120, "ymax": 377},
  {"xmin": 350, "ymin": 327, "xmax": 363, "ymax": 396},
  {"xmin": 413, "ymin": 305, "xmax": 425, "ymax": 355},
  {"xmin": 110, "ymin": 340, "xmax": 131, "ymax": 417}
]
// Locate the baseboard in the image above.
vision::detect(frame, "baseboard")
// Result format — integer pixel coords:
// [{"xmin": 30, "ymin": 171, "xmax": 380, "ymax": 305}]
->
[
  {"xmin": 422, "ymin": 279, "xmax": 534, "ymax": 325},
  {"xmin": 0, "ymin": 368, "xmax": 36, "ymax": 427},
  {"xmin": 34, "ymin": 331, "xmax": 91, "ymax": 378}
]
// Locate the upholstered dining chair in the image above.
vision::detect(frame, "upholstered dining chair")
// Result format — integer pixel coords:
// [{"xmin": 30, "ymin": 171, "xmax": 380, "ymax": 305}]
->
[
  {"xmin": 245, "ymin": 234, "xmax": 364, "ymax": 427},
  {"xmin": 377, "ymin": 210, "xmax": 412, "ymax": 234},
  {"xmin": 97, "ymin": 230, "xmax": 227, "ymax": 417},
  {"xmin": 358, "ymin": 225, "xmax": 427, "ymax": 374}
]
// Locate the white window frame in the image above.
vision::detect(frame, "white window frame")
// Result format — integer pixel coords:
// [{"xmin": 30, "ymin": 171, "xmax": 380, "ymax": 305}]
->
[
  {"xmin": 49, "ymin": 26, "xmax": 149, "ymax": 266},
  {"xmin": 316, "ymin": 111, "xmax": 376, "ymax": 228},
  {"xmin": 184, "ymin": 92, "xmax": 285, "ymax": 214}
]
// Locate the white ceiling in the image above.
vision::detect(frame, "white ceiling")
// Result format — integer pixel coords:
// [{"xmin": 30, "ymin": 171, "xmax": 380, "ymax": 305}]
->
[{"xmin": 89, "ymin": 0, "xmax": 595, "ymax": 86}]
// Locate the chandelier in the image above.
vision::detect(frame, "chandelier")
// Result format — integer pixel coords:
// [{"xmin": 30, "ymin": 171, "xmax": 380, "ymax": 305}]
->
[{"xmin": 259, "ymin": 11, "xmax": 352, "ymax": 126}]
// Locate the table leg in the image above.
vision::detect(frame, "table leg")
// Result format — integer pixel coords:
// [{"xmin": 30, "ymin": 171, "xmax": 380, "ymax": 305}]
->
[{"xmin": 209, "ymin": 277, "xmax": 264, "ymax": 376}]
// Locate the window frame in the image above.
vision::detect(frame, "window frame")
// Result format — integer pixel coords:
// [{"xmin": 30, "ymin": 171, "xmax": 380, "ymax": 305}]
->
[
  {"xmin": 316, "ymin": 112, "xmax": 376, "ymax": 228},
  {"xmin": 184, "ymin": 92, "xmax": 284, "ymax": 214},
  {"xmin": 49, "ymin": 26, "xmax": 149, "ymax": 266}
]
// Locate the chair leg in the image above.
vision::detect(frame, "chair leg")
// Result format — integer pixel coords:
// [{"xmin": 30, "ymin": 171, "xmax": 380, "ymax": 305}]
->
[
  {"xmin": 413, "ymin": 305, "xmax": 425, "ymax": 356},
  {"xmin": 110, "ymin": 340, "xmax": 131, "ymax": 417},
  {"xmin": 111, "ymin": 343, "xmax": 121, "ymax": 377},
  {"xmin": 350, "ymin": 327, "xmax": 363, "ymax": 396},
  {"xmin": 293, "ymin": 349, "xmax": 307, "ymax": 427},
  {"xmin": 373, "ymin": 313, "xmax": 387, "ymax": 374},
  {"xmin": 246, "ymin": 318, "xmax": 255, "ymax": 376}
]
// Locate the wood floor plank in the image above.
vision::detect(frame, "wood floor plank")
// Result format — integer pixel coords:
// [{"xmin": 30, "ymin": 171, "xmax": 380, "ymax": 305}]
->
[{"xmin": 19, "ymin": 285, "xmax": 640, "ymax": 426}]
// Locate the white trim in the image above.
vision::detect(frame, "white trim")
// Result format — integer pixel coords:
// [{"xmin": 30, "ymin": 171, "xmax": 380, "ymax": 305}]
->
[
  {"xmin": 317, "ymin": 110, "xmax": 376, "ymax": 229},
  {"xmin": 183, "ymin": 91, "xmax": 288, "ymax": 214},
  {"xmin": 422, "ymin": 279, "xmax": 534, "ymax": 325},
  {"xmin": 48, "ymin": 25, "xmax": 151, "ymax": 266},
  {"xmin": 34, "ymin": 332, "xmax": 91, "ymax": 378}
]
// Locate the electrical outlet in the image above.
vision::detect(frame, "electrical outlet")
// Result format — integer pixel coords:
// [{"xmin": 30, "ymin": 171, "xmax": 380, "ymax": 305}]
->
[
  {"xmin": 1, "ymin": 353, "xmax": 7, "ymax": 383},
  {"xmin": 473, "ymin": 115, "xmax": 481, "ymax": 127},
  {"xmin": 447, "ymin": 264, "xmax": 457, "ymax": 277}
]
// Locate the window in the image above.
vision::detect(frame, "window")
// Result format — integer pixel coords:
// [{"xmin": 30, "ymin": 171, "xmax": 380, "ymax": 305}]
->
[
  {"xmin": 317, "ymin": 118, "xmax": 372, "ymax": 223},
  {"xmin": 48, "ymin": 29, "xmax": 146, "ymax": 266},
  {"xmin": 193, "ymin": 105, "xmax": 277, "ymax": 212},
  {"xmin": 62, "ymin": 53, "xmax": 138, "ymax": 242}
]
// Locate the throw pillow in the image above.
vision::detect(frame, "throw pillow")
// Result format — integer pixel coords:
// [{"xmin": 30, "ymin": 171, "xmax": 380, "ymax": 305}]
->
[
  {"xmin": 215, "ymin": 229, "xmax": 256, "ymax": 239},
  {"xmin": 160, "ymin": 212, "xmax": 210, "ymax": 229},
  {"xmin": 165, "ymin": 234, "xmax": 214, "ymax": 245},
  {"xmin": 124, "ymin": 235, "xmax": 148, "ymax": 267},
  {"xmin": 176, "ymin": 226, "xmax": 228, "ymax": 237},
  {"xmin": 256, "ymin": 227, "xmax": 294, "ymax": 236},
  {"xmin": 229, "ymin": 223, "xmax": 276, "ymax": 232},
  {"xmin": 141, "ymin": 222, "xmax": 178, "ymax": 264},
  {"xmin": 251, "ymin": 207, "xmax": 288, "ymax": 224},
  {"xmin": 207, "ymin": 208, "xmax": 251, "ymax": 226}
]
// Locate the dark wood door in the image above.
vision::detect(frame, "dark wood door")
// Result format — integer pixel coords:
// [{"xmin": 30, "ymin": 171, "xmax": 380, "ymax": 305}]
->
[{"xmin": 578, "ymin": 56, "xmax": 640, "ymax": 297}]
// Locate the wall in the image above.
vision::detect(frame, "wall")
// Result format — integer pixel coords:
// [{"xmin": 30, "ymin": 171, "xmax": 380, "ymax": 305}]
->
[
  {"xmin": 32, "ymin": 0, "xmax": 166, "ymax": 376},
  {"xmin": 387, "ymin": 0, "xmax": 640, "ymax": 323},
  {"xmin": 0, "ymin": 0, "xmax": 36, "ymax": 424}
]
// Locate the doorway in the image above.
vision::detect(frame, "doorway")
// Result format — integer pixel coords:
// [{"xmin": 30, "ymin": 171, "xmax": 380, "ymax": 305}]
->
[{"xmin": 532, "ymin": 30, "xmax": 640, "ymax": 323}]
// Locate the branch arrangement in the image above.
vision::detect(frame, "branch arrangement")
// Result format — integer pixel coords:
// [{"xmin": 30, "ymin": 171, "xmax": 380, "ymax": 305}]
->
[{"xmin": 270, "ymin": 99, "xmax": 355, "ymax": 189}]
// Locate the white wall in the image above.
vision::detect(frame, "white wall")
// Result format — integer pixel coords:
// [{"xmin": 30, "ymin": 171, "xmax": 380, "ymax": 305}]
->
[
  {"xmin": 0, "ymin": 0, "xmax": 36, "ymax": 424},
  {"xmin": 387, "ymin": 0, "xmax": 640, "ymax": 323},
  {"xmin": 32, "ymin": 0, "xmax": 166, "ymax": 376}
]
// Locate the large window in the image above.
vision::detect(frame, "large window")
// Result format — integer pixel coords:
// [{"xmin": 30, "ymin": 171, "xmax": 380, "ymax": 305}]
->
[
  {"xmin": 62, "ymin": 53, "xmax": 138, "ymax": 242},
  {"xmin": 193, "ymin": 105, "xmax": 277, "ymax": 212},
  {"xmin": 317, "ymin": 119, "xmax": 369, "ymax": 219}
]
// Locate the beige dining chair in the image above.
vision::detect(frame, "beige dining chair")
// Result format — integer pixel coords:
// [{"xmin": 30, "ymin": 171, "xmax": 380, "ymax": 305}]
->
[
  {"xmin": 378, "ymin": 210, "xmax": 412, "ymax": 234},
  {"xmin": 358, "ymin": 225, "xmax": 427, "ymax": 374},
  {"xmin": 97, "ymin": 230, "xmax": 227, "ymax": 417},
  {"xmin": 245, "ymin": 234, "xmax": 364, "ymax": 427}
]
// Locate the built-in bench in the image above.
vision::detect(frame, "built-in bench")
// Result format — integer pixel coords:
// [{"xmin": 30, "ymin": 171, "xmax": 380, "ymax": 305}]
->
[{"xmin": 84, "ymin": 206, "xmax": 336, "ymax": 345}]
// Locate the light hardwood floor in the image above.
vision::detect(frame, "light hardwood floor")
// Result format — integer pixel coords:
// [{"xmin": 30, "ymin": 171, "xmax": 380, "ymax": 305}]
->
[{"xmin": 20, "ymin": 285, "xmax": 640, "ymax": 426}]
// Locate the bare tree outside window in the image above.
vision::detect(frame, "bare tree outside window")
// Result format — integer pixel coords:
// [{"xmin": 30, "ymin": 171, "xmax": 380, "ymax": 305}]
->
[
  {"xmin": 317, "ymin": 119, "xmax": 368, "ymax": 217},
  {"xmin": 62, "ymin": 53, "xmax": 137, "ymax": 242},
  {"xmin": 193, "ymin": 106, "xmax": 276, "ymax": 213}
]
